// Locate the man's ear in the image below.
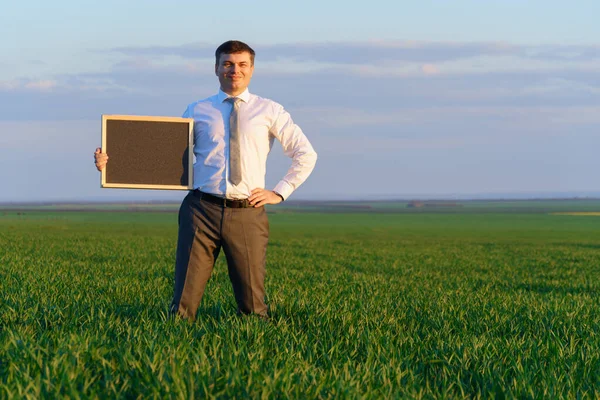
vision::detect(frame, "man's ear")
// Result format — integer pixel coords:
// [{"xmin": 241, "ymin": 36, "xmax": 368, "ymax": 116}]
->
[{"xmin": 214, "ymin": 64, "xmax": 218, "ymax": 76}]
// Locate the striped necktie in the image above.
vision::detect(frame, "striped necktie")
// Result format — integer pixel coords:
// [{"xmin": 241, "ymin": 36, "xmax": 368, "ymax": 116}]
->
[{"xmin": 226, "ymin": 97, "xmax": 242, "ymax": 185}]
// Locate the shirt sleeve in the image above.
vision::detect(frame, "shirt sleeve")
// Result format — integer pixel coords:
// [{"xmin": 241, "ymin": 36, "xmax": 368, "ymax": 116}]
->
[{"xmin": 269, "ymin": 103, "xmax": 318, "ymax": 200}]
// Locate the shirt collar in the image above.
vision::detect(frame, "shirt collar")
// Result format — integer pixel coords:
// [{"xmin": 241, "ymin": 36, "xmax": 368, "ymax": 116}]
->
[{"xmin": 218, "ymin": 88, "xmax": 250, "ymax": 104}]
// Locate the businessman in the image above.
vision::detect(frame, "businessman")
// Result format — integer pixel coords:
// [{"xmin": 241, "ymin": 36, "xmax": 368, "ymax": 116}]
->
[{"xmin": 95, "ymin": 40, "xmax": 317, "ymax": 320}]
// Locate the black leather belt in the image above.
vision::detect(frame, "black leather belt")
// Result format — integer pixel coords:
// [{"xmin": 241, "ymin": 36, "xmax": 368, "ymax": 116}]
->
[{"xmin": 193, "ymin": 190, "xmax": 251, "ymax": 208}]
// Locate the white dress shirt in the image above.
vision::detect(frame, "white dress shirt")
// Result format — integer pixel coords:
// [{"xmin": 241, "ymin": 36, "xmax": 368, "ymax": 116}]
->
[{"xmin": 182, "ymin": 89, "xmax": 317, "ymax": 200}]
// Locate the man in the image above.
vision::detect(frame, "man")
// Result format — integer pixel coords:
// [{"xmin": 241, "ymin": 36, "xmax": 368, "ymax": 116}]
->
[{"xmin": 95, "ymin": 40, "xmax": 317, "ymax": 320}]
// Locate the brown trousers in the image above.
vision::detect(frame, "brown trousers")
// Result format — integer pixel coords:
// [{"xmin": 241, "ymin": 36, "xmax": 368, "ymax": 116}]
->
[{"xmin": 170, "ymin": 192, "xmax": 269, "ymax": 320}]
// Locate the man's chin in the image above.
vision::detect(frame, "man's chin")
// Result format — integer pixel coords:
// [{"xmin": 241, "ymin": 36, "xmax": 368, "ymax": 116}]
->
[
  {"xmin": 231, "ymin": 83, "xmax": 247, "ymax": 91},
  {"xmin": 221, "ymin": 82, "xmax": 247, "ymax": 94}
]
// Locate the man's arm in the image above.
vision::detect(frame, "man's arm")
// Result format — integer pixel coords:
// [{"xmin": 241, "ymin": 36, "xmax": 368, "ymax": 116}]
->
[
  {"xmin": 269, "ymin": 104, "xmax": 319, "ymax": 198},
  {"xmin": 248, "ymin": 105, "xmax": 317, "ymax": 207}
]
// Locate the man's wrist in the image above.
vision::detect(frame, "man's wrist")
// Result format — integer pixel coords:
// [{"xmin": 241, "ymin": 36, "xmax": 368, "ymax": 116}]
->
[{"xmin": 272, "ymin": 191, "xmax": 284, "ymax": 202}]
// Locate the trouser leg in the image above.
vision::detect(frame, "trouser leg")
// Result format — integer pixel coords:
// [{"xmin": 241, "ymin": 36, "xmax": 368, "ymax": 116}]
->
[
  {"xmin": 171, "ymin": 193, "xmax": 221, "ymax": 320},
  {"xmin": 221, "ymin": 206, "xmax": 270, "ymax": 316}
]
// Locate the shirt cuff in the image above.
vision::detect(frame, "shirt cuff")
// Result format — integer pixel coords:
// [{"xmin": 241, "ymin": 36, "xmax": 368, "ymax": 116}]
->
[{"xmin": 273, "ymin": 181, "xmax": 294, "ymax": 200}]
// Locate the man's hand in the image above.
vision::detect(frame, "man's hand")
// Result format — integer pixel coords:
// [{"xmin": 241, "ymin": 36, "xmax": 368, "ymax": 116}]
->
[
  {"xmin": 248, "ymin": 188, "xmax": 283, "ymax": 207},
  {"xmin": 94, "ymin": 147, "xmax": 109, "ymax": 171}
]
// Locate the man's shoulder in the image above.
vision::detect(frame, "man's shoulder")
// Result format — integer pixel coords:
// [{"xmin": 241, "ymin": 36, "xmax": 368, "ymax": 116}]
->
[
  {"xmin": 186, "ymin": 94, "xmax": 219, "ymax": 109},
  {"xmin": 182, "ymin": 94, "xmax": 219, "ymax": 117},
  {"xmin": 248, "ymin": 93, "xmax": 284, "ymax": 112}
]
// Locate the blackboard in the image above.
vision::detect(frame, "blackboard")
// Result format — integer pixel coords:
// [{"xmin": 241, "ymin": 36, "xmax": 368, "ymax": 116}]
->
[{"xmin": 101, "ymin": 115, "xmax": 194, "ymax": 190}]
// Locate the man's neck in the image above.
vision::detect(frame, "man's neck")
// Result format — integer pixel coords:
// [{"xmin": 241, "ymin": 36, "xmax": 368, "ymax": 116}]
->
[{"xmin": 221, "ymin": 87, "xmax": 246, "ymax": 97}]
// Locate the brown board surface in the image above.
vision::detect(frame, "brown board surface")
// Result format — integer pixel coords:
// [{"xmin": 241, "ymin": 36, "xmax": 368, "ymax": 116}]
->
[{"xmin": 101, "ymin": 115, "xmax": 194, "ymax": 190}]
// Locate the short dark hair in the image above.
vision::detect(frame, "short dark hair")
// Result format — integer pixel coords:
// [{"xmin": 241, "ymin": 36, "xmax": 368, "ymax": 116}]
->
[{"xmin": 215, "ymin": 40, "xmax": 255, "ymax": 65}]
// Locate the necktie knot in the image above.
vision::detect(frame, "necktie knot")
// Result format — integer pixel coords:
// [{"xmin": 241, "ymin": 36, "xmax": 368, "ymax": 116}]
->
[{"xmin": 226, "ymin": 97, "xmax": 240, "ymax": 105}]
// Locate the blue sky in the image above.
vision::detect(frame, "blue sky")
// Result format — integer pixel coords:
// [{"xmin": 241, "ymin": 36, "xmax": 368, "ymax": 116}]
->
[{"xmin": 1, "ymin": 0, "xmax": 599, "ymax": 201}]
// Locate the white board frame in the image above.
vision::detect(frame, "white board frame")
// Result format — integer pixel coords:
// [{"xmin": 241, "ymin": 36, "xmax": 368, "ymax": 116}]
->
[{"xmin": 101, "ymin": 115, "xmax": 194, "ymax": 190}]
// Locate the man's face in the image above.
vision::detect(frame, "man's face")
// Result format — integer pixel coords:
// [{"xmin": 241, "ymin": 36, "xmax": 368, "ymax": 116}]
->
[{"xmin": 215, "ymin": 51, "xmax": 254, "ymax": 95}]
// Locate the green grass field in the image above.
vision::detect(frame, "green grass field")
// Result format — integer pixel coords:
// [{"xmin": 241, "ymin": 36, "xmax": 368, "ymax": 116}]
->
[{"xmin": 1, "ymin": 205, "xmax": 600, "ymax": 398}]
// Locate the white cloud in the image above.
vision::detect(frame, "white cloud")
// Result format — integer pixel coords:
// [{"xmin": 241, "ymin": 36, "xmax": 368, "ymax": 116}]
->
[
  {"xmin": 110, "ymin": 40, "xmax": 600, "ymax": 66},
  {"xmin": 317, "ymin": 136, "xmax": 465, "ymax": 154},
  {"xmin": 0, "ymin": 80, "xmax": 20, "ymax": 90},
  {"xmin": 23, "ymin": 80, "xmax": 57, "ymax": 91},
  {"xmin": 293, "ymin": 107, "xmax": 414, "ymax": 128},
  {"xmin": 0, "ymin": 79, "xmax": 58, "ymax": 92},
  {"xmin": 293, "ymin": 105, "xmax": 600, "ymax": 136},
  {"xmin": 110, "ymin": 40, "xmax": 518, "ymax": 64},
  {"xmin": 521, "ymin": 77, "xmax": 600, "ymax": 96},
  {"xmin": 421, "ymin": 64, "xmax": 440, "ymax": 75}
]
